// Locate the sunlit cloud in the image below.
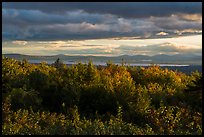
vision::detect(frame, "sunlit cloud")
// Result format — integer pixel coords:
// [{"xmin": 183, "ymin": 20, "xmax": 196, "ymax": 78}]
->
[
  {"xmin": 178, "ymin": 13, "xmax": 202, "ymax": 22},
  {"xmin": 156, "ymin": 32, "xmax": 169, "ymax": 36},
  {"xmin": 2, "ymin": 35, "xmax": 202, "ymax": 56},
  {"xmin": 174, "ymin": 29, "xmax": 202, "ymax": 35},
  {"xmin": 12, "ymin": 40, "xmax": 27, "ymax": 45}
]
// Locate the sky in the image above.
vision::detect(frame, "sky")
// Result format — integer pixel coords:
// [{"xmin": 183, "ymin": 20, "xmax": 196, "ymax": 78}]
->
[{"xmin": 2, "ymin": 2, "xmax": 202, "ymax": 56}]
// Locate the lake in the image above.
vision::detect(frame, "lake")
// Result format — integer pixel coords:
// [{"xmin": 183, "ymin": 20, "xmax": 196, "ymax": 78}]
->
[{"xmin": 28, "ymin": 60, "xmax": 190, "ymax": 67}]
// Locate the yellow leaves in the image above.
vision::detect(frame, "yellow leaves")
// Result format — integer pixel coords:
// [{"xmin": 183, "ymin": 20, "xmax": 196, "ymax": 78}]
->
[
  {"xmin": 147, "ymin": 83, "xmax": 162, "ymax": 94},
  {"xmin": 140, "ymin": 67, "xmax": 145, "ymax": 71},
  {"xmin": 167, "ymin": 88, "xmax": 176, "ymax": 96},
  {"xmin": 2, "ymin": 57, "xmax": 202, "ymax": 135}
]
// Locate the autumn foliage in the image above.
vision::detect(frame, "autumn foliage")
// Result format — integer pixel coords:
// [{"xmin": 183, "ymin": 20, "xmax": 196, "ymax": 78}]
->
[{"xmin": 2, "ymin": 56, "xmax": 202, "ymax": 135}]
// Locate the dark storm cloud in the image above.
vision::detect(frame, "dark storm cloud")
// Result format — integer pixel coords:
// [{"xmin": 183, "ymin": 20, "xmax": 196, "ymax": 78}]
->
[
  {"xmin": 3, "ymin": 2, "xmax": 202, "ymax": 18},
  {"xmin": 2, "ymin": 2, "xmax": 202, "ymax": 41},
  {"xmin": 2, "ymin": 9, "xmax": 109, "ymax": 26}
]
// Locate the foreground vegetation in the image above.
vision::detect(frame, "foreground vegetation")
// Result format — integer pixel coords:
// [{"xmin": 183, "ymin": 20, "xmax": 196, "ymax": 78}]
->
[{"xmin": 2, "ymin": 57, "xmax": 202, "ymax": 135}]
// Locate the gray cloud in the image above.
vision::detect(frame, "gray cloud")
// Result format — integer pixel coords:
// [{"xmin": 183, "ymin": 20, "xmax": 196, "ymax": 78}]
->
[
  {"xmin": 2, "ymin": 9, "xmax": 111, "ymax": 26},
  {"xmin": 2, "ymin": 2, "xmax": 202, "ymax": 41},
  {"xmin": 3, "ymin": 2, "xmax": 202, "ymax": 18},
  {"xmin": 151, "ymin": 15, "xmax": 202, "ymax": 31}
]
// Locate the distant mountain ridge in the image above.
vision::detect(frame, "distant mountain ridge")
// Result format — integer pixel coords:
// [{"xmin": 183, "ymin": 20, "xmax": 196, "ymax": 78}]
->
[{"xmin": 2, "ymin": 53, "xmax": 202, "ymax": 65}]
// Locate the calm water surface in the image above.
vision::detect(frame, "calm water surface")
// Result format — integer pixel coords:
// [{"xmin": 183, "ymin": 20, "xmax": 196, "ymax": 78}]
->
[{"xmin": 28, "ymin": 60, "xmax": 189, "ymax": 67}]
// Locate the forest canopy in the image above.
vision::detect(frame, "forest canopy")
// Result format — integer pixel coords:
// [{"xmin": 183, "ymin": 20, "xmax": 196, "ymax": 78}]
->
[{"xmin": 2, "ymin": 56, "xmax": 202, "ymax": 135}]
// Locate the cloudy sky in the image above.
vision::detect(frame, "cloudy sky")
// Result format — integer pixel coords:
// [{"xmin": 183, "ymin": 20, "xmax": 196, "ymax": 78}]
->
[{"xmin": 2, "ymin": 2, "xmax": 202, "ymax": 56}]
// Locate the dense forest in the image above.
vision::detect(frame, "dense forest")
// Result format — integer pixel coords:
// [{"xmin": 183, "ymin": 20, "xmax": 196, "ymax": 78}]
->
[{"xmin": 2, "ymin": 56, "xmax": 202, "ymax": 135}]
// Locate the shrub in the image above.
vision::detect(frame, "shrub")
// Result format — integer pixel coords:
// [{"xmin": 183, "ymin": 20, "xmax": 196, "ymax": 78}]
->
[{"xmin": 5, "ymin": 87, "xmax": 42, "ymax": 111}]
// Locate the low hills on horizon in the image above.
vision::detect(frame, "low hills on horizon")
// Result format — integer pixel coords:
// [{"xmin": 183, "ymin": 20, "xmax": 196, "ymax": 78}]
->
[{"xmin": 2, "ymin": 53, "xmax": 202, "ymax": 65}]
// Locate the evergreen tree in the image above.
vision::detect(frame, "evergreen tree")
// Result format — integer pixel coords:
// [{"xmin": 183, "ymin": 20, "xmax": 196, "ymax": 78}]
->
[{"xmin": 52, "ymin": 58, "xmax": 64, "ymax": 69}]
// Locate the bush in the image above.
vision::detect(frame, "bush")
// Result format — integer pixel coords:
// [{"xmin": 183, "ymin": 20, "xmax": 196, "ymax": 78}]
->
[
  {"xmin": 2, "ymin": 103, "xmax": 155, "ymax": 135},
  {"xmin": 146, "ymin": 102, "xmax": 202, "ymax": 135},
  {"xmin": 6, "ymin": 87, "xmax": 42, "ymax": 111}
]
